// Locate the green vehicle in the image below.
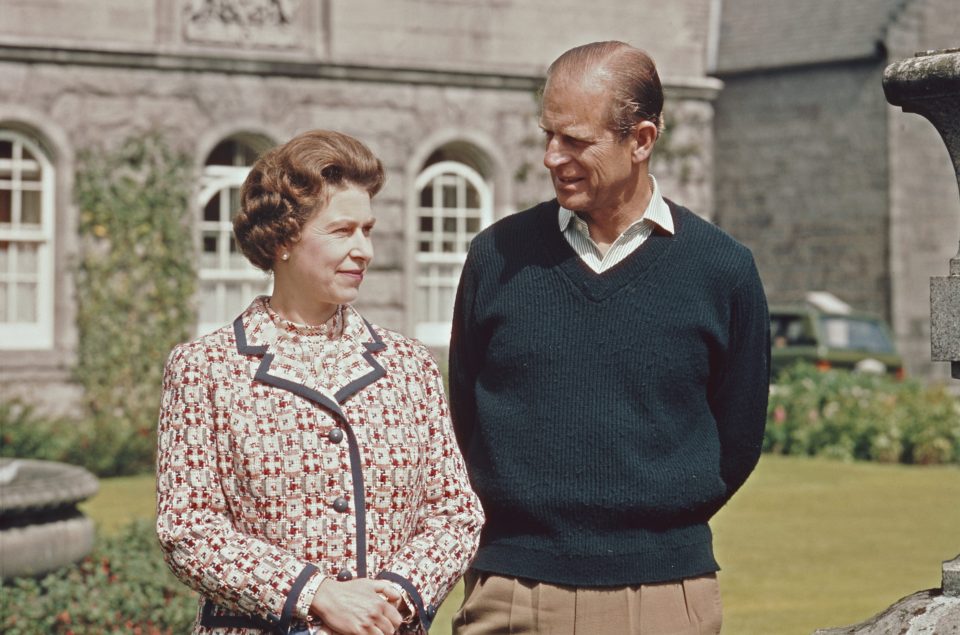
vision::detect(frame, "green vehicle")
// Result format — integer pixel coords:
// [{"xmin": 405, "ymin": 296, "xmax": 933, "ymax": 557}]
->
[{"xmin": 769, "ymin": 303, "xmax": 904, "ymax": 381}]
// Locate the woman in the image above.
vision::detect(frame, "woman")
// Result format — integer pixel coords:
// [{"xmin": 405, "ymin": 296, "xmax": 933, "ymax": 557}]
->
[{"xmin": 157, "ymin": 130, "xmax": 484, "ymax": 635}]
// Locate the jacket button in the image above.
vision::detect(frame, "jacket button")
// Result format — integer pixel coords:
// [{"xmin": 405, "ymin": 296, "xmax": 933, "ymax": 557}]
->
[
  {"xmin": 332, "ymin": 497, "xmax": 349, "ymax": 513},
  {"xmin": 327, "ymin": 428, "xmax": 344, "ymax": 444},
  {"xmin": 336, "ymin": 570, "xmax": 353, "ymax": 581}
]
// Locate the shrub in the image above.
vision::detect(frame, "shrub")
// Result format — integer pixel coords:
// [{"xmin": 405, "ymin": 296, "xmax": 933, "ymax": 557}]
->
[
  {"xmin": 0, "ymin": 519, "xmax": 198, "ymax": 634},
  {"xmin": 72, "ymin": 132, "xmax": 197, "ymax": 476},
  {"xmin": 0, "ymin": 401, "xmax": 75, "ymax": 463},
  {"xmin": 766, "ymin": 364, "xmax": 960, "ymax": 464}
]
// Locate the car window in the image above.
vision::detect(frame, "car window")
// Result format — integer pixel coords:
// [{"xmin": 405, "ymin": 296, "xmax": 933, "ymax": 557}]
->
[
  {"xmin": 770, "ymin": 314, "xmax": 815, "ymax": 347},
  {"xmin": 817, "ymin": 316, "xmax": 895, "ymax": 354}
]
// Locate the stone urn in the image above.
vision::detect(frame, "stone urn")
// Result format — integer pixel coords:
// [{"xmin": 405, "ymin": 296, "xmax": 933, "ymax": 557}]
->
[{"xmin": 0, "ymin": 457, "xmax": 99, "ymax": 580}]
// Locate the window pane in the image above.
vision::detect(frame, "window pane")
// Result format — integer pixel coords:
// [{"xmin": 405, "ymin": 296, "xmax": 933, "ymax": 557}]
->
[
  {"xmin": 0, "ymin": 189, "xmax": 10, "ymax": 224},
  {"xmin": 225, "ymin": 283, "xmax": 245, "ymax": 317},
  {"xmin": 206, "ymin": 139, "xmax": 258, "ymax": 167},
  {"xmin": 206, "ymin": 141, "xmax": 234, "ymax": 166},
  {"xmin": 466, "ymin": 183, "xmax": 480, "ymax": 209},
  {"xmin": 201, "ymin": 233, "xmax": 219, "ymax": 269},
  {"xmin": 419, "ymin": 216, "xmax": 433, "ymax": 231},
  {"xmin": 18, "ymin": 244, "xmax": 38, "ymax": 274},
  {"xmin": 20, "ymin": 160, "xmax": 41, "ymax": 183},
  {"xmin": 415, "ymin": 285, "xmax": 430, "ymax": 322},
  {"xmin": 16, "ymin": 283, "xmax": 36, "ymax": 322},
  {"xmin": 442, "ymin": 217, "xmax": 457, "ymax": 232},
  {"xmin": 204, "ymin": 195, "xmax": 220, "ymax": 222},
  {"xmin": 0, "ymin": 140, "xmax": 11, "ymax": 159},
  {"xmin": 229, "ymin": 237, "xmax": 248, "ymax": 270},
  {"xmin": 21, "ymin": 190, "xmax": 41, "ymax": 225},
  {"xmin": 465, "ymin": 216, "xmax": 480, "ymax": 233},
  {"xmin": 442, "ymin": 240, "xmax": 455, "ymax": 253},
  {"xmin": 420, "ymin": 186, "xmax": 433, "ymax": 207},
  {"xmin": 442, "ymin": 184, "xmax": 457, "ymax": 208},
  {"xmin": 199, "ymin": 281, "xmax": 219, "ymax": 324},
  {"xmin": 419, "ymin": 241, "xmax": 431, "ymax": 253},
  {"xmin": 229, "ymin": 187, "xmax": 241, "ymax": 219},
  {"xmin": 0, "ymin": 242, "xmax": 8, "ymax": 271}
]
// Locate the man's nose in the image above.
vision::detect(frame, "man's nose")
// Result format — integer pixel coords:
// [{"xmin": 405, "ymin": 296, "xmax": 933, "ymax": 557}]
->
[{"xmin": 543, "ymin": 139, "xmax": 569, "ymax": 170}]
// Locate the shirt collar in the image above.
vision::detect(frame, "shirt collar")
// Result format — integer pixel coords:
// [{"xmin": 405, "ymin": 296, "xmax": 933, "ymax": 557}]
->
[{"xmin": 557, "ymin": 174, "xmax": 675, "ymax": 235}]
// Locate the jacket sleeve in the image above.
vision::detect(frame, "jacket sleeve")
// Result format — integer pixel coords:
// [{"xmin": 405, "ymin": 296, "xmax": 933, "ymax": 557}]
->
[
  {"xmin": 155, "ymin": 344, "xmax": 324, "ymax": 633},
  {"xmin": 708, "ymin": 256, "xmax": 771, "ymax": 501},
  {"xmin": 376, "ymin": 346, "xmax": 485, "ymax": 633}
]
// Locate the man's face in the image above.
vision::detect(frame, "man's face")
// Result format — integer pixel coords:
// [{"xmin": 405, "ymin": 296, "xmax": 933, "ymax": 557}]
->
[{"xmin": 539, "ymin": 74, "xmax": 638, "ymax": 218}]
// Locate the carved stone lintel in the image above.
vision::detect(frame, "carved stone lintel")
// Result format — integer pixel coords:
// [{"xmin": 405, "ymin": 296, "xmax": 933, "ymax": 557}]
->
[{"xmin": 182, "ymin": 0, "xmax": 304, "ymax": 48}]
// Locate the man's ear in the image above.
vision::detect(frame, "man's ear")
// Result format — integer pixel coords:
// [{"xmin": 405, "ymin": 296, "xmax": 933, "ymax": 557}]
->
[{"xmin": 631, "ymin": 120, "xmax": 659, "ymax": 163}]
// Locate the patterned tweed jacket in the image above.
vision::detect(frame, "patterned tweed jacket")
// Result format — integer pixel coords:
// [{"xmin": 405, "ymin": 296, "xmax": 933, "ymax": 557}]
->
[{"xmin": 156, "ymin": 297, "xmax": 484, "ymax": 634}]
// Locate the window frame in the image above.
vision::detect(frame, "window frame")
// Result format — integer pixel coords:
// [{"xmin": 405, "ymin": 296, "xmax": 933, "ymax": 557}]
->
[
  {"xmin": 0, "ymin": 130, "xmax": 55, "ymax": 350},
  {"xmin": 195, "ymin": 163, "xmax": 272, "ymax": 336},
  {"xmin": 413, "ymin": 160, "xmax": 492, "ymax": 346}
]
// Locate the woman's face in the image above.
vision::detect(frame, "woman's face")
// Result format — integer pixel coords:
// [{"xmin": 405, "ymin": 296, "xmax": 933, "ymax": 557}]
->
[{"xmin": 278, "ymin": 184, "xmax": 375, "ymax": 311}]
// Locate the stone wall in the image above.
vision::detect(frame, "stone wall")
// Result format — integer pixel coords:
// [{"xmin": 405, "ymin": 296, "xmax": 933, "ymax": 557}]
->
[
  {"xmin": 0, "ymin": 0, "xmax": 721, "ymax": 414},
  {"xmin": 714, "ymin": 61, "xmax": 892, "ymax": 316},
  {"xmin": 0, "ymin": 0, "xmax": 712, "ymax": 78}
]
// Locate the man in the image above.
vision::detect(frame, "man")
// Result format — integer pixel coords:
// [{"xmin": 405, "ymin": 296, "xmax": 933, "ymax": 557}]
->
[{"xmin": 449, "ymin": 41, "xmax": 770, "ymax": 634}]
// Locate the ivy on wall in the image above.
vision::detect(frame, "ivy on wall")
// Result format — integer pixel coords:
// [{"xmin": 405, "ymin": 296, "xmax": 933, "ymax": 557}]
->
[{"xmin": 73, "ymin": 132, "xmax": 196, "ymax": 475}]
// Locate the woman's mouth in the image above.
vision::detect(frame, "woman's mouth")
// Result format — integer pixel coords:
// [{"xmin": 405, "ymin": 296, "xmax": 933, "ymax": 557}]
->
[{"xmin": 338, "ymin": 270, "xmax": 365, "ymax": 282}]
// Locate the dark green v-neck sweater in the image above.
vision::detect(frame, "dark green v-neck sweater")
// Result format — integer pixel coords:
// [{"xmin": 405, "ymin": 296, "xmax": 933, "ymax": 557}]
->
[{"xmin": 449, "ymin": 198, "xmax": 770, "ymax": 586}]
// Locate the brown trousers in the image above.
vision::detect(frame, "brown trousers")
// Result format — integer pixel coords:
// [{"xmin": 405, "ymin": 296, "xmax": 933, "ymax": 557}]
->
[{"xmin": 452, "ymin": 571, "xmax": 723, "ymax": 635}]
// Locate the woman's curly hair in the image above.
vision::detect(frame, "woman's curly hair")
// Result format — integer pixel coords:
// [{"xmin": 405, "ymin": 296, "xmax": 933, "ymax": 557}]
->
[{"xmin": 234, "ymin": 130, "xmax": 385, "ymax": 271}]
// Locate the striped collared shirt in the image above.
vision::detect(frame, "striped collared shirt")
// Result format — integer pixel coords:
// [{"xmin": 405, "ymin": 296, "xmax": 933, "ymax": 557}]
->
[{"xmin": 558, "ymin": 175, "xmax": 675, "ymax": 273}]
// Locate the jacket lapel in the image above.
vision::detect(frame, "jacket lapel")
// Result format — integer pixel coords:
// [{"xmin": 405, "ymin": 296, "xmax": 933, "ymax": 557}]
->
[{"xmin": 233, "ymin": 298, "xmax": 387, "ymax": 421}]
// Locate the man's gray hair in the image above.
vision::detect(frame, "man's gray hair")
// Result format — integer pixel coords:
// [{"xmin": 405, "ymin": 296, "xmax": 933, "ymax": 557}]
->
[{"xmin": 545, "ymin": 41, "xmax": 665, "ymax": 140}]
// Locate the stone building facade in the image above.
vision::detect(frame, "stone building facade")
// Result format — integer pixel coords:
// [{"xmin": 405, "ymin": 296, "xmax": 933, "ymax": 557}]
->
[
  {"xmin": 0, "ymin": 0, "xmax": 721, "ymax": 413},
  {"xmin": 713, "ymin": 0, "xmax": 960, "ymax": 380}
]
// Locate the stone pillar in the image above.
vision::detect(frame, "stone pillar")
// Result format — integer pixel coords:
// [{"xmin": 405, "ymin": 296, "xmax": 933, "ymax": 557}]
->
[
  {"xmin": 812, "ymin": 46, "xmax": 960, "ymax": 635},
  {"xmin": 883, "ymin": 47, "xmax": 960, "ymax": 380}
]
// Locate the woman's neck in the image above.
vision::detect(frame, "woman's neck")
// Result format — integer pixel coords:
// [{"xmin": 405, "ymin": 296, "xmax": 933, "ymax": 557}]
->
[{"xmin": 268, "ymin": 287, "xmax": 338, "ymax": 327}]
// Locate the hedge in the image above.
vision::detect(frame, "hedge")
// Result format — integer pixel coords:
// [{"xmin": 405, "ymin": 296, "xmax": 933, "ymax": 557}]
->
[
  {"xmin": 765, "ymin": 363, "xmax": 960, "ymax": 464},
  {"xmin": 0, "ymin": 520, "xmax": 197, "ymax": 634}
]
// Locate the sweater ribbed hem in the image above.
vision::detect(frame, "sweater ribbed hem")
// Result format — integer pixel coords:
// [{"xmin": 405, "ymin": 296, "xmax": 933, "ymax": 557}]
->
[{"xmin": 470, "ymin": 527, "xmax": 720, "ymax": 587}]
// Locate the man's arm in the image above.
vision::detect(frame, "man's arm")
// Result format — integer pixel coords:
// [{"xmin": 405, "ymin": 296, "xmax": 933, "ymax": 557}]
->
[
  {"xmin": 449, "ymin": 247, "xmax": 481, "ymax": 455},
  {"xmin": 708, "ymin": 257, "xmax": 771, "ymax": 499}
]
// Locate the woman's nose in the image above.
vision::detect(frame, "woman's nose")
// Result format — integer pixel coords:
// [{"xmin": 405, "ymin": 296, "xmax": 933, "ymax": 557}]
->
[{"xmin": 351, "ymin": 232, "xmax": 373, "ymax": 262}]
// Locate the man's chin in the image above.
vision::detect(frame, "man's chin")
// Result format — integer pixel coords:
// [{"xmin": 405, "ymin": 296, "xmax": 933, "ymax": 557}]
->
[{"xmin": 555, "ymin": 193, "xmax": 587, "ymax": 211}]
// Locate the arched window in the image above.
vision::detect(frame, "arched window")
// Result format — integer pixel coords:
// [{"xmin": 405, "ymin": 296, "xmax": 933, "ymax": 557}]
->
[
  {"xmin": 414, "ymin": 160, "xmax": 492, "ymax": 345},
  {"xmin": 196, "ymin": 137, "xmax": 271, "ymax": 335},
  {"xmin": 0, "ymin": 130, "xmax": 54, "ymax": 349}
]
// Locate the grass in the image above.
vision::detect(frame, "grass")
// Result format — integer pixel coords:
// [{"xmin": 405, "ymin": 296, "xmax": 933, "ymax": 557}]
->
[
  {"xmin": 711, "ymin": 455, "xmax": 960, "ymax": 634},
  {"xmin": 81, "ymin": 455, "xmax": 960, "ymax": 634},
  {"xmin": 79, "ymin": 473, "xmax": 157, "ymax": 535}
]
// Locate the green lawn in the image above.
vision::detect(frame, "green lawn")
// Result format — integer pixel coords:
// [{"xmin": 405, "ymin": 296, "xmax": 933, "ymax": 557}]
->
[{"xmin": 82, "ymin": 455, "xmax": 960, "ymax": 634}]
